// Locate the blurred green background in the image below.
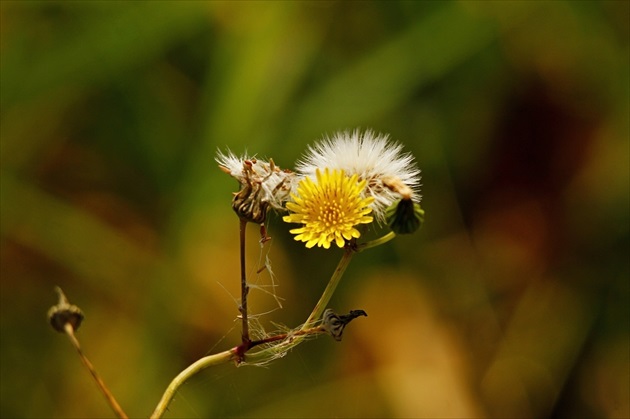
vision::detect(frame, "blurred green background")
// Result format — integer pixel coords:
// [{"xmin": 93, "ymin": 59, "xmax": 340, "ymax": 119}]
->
[{"xmin": 1, "ymin": 1, "xmax": 628, "ymax": 418}]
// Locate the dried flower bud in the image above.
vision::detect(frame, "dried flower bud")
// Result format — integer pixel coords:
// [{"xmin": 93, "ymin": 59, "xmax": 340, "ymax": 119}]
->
[
  {"xmin": 217, "ymin": 152, "xmax": 296, "ymax": 224},
  {"xmin": 231, "ymin": 180, "xmax": 271, "ymax": 224},
  {"xmin": 48, "ymin": 287, "xmax": 84, "ymax": 333},
  {"xmin": 322, "ymin": 308, "xmax": 367, "ymax": 341}
]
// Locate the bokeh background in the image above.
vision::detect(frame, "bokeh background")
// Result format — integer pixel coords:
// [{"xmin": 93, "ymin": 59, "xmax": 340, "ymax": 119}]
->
[{"xmin": 1, "ymin": 1, "xmax": 628, "ymax": 418}]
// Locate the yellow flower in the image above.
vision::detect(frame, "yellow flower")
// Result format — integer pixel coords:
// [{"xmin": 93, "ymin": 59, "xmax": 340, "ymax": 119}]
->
[{"xmin": 283, "ymin": 169, "xmax": 374, "ymax": 249}]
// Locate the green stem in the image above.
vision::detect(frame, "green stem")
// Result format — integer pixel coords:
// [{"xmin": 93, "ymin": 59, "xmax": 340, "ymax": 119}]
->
[
  {"xmin": 357, "ymin": 231, "xmax": 396, "ymax": 252},
  {"xmin": 302, "ymin": 248, "xmax": 354, "ymax": 329},
  {"xmin": 150, "ymin": 349, "xmax": 236, "ymax": 419},
  {"xmin": 152, "ymin": 235, "xmax": 390, "ymax": 411},
  {"xmin": 244, "ymin": 248, "xmax": 355, "ymax": 365}
]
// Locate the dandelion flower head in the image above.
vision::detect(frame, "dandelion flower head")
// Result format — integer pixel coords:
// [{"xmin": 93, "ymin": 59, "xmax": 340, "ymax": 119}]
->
[
  {"xmin": 295, "ymin": 129, "xmax": 421, "ymax": 223},
  {"xmin": 282, "ymin": 168, "xmax": 374, "ymax": 249}
]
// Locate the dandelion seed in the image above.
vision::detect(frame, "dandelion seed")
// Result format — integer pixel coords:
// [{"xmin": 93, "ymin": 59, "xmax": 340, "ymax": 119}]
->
[
  {"xmin": 282, "ymin": 168, "xmax": 374, "ymax": 249},
  {"xmin": 216, "ymin": 150, "xmax": 297, "ymax": 224},
  {"xmin": 296, "ymin": 129, "xmax": 421, "ymax": 223}
]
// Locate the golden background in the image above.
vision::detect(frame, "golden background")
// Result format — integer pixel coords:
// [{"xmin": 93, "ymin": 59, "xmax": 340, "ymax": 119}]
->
[{"xmin": 1, "ymin": 1, "xmax": 628, "ymax": 418}]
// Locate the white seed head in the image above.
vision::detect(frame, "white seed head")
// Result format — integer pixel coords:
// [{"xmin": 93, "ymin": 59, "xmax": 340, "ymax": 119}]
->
[{"xmin": 295, "ymin": 129, "xmax": 421, "ymax": 223}]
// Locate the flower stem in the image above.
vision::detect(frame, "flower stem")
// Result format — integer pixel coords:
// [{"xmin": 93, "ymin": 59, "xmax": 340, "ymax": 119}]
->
[
  {"xmin": 243, "ymin": 248, "xmax": 356, "ymax": 365},
  {"xmin": 357, "ymin": 231, "xmax": 396, "ymax": 251},
  {"xmin": 150, "ymin": 349, "xmax": 236, "ymax": 419},
  {"xmin": 302, "ymin": 248, "xmax": 354, "ymax": 330},
  {"xmin": 152, "ymin": 236, "xmax": 372, "ymax": 412},
  {"xmin": 64, "ymin": 324, "xmax": 128, "ymax": 419},
  {"xmin": 239, "ymin": 218, "xmax": 250, "ymax": 346}
]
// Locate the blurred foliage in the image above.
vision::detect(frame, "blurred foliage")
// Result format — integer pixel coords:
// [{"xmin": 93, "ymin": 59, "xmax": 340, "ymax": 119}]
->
[{"xmin": 1, "ymin": 1, "xmax": 628, "ymax": 418}]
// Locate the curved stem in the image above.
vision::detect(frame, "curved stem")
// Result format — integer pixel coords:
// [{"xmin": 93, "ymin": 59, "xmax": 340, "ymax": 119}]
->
[
  {"xmin": 357, "ymin": 231, "xmax": 396, "ymax": 252},
  {"xmin": 150, "ymin": 349, "xmax": 236, "ymax": 419}
]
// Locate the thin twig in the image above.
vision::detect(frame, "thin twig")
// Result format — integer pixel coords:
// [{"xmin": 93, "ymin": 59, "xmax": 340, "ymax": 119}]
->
[
  {"xmin": 49, "ymin": 287, "xmax": 128, "ymax": 419},
  {"xmin": 239, "ymin": 217, "xmax": 250, "ymax": 346},
  {"xmin": 248, "ymin": 326, "xmax": 327, "ymax": 349},
  {"xmin": 63, "ymin": 324, "xmax": 129, "ymax": 419}
]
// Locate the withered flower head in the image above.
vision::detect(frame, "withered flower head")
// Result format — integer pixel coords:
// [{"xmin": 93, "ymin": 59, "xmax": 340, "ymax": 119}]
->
[{"xmin": 216, "ymin": 151, "xmax": 297, "ymax": 224}]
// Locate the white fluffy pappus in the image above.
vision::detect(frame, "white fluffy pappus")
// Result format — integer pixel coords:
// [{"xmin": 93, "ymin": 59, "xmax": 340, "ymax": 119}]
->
[{"xmin": 295, "ymin": 129, "xmax": 422, "ymax": 223}]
